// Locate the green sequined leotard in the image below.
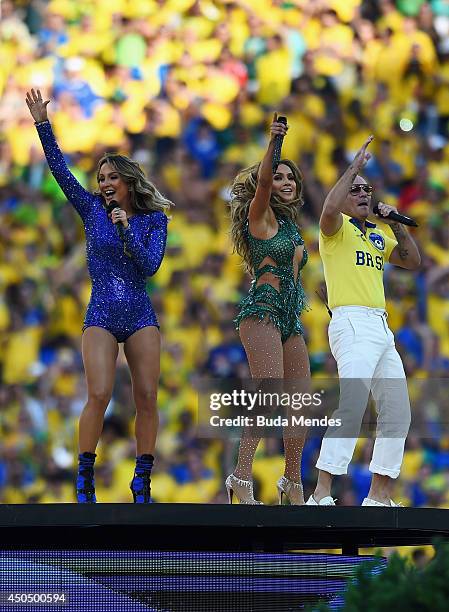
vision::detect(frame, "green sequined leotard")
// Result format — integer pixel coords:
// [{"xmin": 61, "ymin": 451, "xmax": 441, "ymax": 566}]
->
[{"xmin": 235, "ymin": 216, "xmax": 308, "ymax": 343}]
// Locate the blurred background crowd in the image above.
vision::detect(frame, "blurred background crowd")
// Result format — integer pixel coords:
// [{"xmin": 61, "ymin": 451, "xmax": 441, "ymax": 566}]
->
[{"xmin": 1, "ymin": 0, "xmax": 449, "ymax": 511}]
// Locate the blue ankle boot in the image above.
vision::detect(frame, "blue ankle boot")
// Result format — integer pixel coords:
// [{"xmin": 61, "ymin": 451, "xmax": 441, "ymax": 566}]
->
[
  {"xmin": 130, "ymin": 454, "xmax": 154, "ymax": 503},
  {"xmin": 77, "ymin": 452, "xmax": 97, "ymax": 503}
]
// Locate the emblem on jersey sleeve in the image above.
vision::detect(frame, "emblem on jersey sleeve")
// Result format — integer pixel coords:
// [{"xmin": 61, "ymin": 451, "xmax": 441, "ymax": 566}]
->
[{"xmin": 368, "ymin": 232, "xmax": 385, "ymax": 251}]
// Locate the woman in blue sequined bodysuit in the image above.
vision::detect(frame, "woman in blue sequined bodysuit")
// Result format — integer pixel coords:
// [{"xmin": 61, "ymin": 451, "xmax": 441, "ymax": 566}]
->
[
  {"xmin": 26, "ymin": 88, "xmax": 172, "ymax": 504},
  {"xmin": 226, "ymin": 114, "xmax": 311, "ymax": 505}
]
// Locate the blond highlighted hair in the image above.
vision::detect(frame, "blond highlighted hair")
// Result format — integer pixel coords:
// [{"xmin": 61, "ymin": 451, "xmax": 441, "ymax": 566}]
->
[
  {"xmin": 229, "ymin": 159, "xmax": 303, "ymax": 275},
  {"xmin": 96, "ymin": 153, "xmax": 173, "ymax": 214}
]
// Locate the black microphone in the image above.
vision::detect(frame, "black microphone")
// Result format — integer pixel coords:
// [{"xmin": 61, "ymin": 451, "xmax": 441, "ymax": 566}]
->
[
  {"xmin": 272, "ymin": 115, "xmax": 287, "ymax": 172},
  {"xmin": 373, "ymin": 204, "xmax": 418, "ymax": 227},
  {"xmin": 106, "ymin": 199, "xmax": 125, "ymax": 239}
]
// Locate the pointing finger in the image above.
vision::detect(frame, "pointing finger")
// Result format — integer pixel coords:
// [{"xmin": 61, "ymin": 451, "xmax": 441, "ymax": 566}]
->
[{"xmin": 363, "ymin": 135, "xmax": 374, "ymax": 149}]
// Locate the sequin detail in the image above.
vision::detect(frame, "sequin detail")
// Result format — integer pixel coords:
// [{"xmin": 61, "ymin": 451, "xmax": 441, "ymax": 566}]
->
[
  {"xmin": 36, "ymin": 121, "xmax": 167, "ymax": 343},
  {"xmin": 77, "ymin": 452, "xmax": 96, "ymax": 503},
  {"xmin": 235, "ymin": 216, "xmax": 308, "ymax": 343},
  {"xmin": 130, "ymin": 454, "xmax": 154, "ymax": 503}
]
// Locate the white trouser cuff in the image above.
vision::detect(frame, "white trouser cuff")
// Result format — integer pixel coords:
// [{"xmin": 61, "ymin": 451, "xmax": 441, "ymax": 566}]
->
[
  {"xmin": 315, "ymin": 460, "xmax": 348, "ymax": 476},
  {"xmin": 369, "ymin": 462, "xmax": 400, "ymax": 479}
]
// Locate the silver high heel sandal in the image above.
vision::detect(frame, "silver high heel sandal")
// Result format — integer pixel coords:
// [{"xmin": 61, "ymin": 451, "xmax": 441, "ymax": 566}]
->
[
  {"xmin": 277, "ymin": 476, "xmax": 304, "ymax": 505},
  {"xmin": 225, "ymin": 474, "xmax": 263, "ymax": 505}
]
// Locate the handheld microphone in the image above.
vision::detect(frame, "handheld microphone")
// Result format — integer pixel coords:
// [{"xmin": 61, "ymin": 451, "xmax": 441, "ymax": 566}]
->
[
  {"xmin": 272, "ymin": 115, "xmax": 287, "ymax": 172},
  {"xmin": 105, "ymin": 201, "xmax": 116, "ymax": 215},
  {"xmin": 106, "ymin": 200, "xmax": 125, "ymax": 239},
  {"xmin": 373, "ymin": 204, "xmax": 418, "ymax": 227}
]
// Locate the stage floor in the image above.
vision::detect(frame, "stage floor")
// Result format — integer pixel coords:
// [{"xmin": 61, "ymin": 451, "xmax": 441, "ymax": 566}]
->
[{"xmin": 1, "ymin": 504, "xmax": 447, "ymax": 554}]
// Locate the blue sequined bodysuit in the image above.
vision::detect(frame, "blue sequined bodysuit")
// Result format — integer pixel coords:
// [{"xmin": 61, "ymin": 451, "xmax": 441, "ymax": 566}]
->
[
  {"xmin": 234, "ymin": 216, "xmax": 308, "ymax": 343},
  {"xmin": 36, "ymin": 121, "xmax": 167, "ymax": 343}
]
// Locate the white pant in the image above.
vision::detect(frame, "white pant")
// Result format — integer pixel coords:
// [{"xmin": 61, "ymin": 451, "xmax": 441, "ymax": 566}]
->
[{"xmin": 316, "ymin": 306, "xmax": 411, "ymax": 479}]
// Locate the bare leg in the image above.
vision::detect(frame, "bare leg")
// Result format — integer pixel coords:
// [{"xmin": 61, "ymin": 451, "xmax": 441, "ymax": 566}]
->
[
  {"xmin": 282, "ymin": 333, "xmax": 310, "ymax": 503},
  {"xmin": 79, "ymin": 327, "xmax": 118, "ymax": 452},
  {"xmin": 124, "ymin": 326, "xmax": 160, "ymax": 455},
  {"xmin": 367, "ymin": 473, "xmax": 394, "ymax": 504},
  {"xmin": 313, "ymin": 470, "xmax": 333, "ymax": 502},
  {"xmin": 234, "ymin": 317, "xmax": 284, "ymax": 480}
]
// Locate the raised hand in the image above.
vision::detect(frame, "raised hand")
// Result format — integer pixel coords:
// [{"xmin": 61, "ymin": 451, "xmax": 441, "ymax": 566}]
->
[
  {"xmin": 25, "ymin": 88, "xmax": 50, "ymax": 123},
  {"xmin": 269, "ymin": 112, "xmax": 288, "ymax": 142},
  {"xmin": 351, "ymin": 135, "xmax": 373, "ymax": 173}
]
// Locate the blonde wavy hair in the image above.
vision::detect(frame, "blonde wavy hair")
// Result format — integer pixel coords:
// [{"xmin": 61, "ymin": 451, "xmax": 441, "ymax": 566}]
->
[
  {"xmin": 95, "ymin": 154, "xmax": 173, "ymax": 214},
  {"xmin": 229, "ymin": 159, "xmax": 304, "ymax": 275}
]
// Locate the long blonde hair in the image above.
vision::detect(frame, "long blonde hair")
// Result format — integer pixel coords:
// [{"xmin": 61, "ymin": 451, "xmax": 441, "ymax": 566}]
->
[
  {"xmin": 96, "ymin": 154, "xmax": 173, "ymax": 214},
  {"xmin": 229, "ymin": 159, "xmax": 304, "ymax": 274}
]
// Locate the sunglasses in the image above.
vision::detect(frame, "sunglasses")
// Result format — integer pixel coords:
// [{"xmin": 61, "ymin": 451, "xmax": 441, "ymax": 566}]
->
[{"xmin": 350, "ymin": 184, "xmax": 373, "ymax": 195}]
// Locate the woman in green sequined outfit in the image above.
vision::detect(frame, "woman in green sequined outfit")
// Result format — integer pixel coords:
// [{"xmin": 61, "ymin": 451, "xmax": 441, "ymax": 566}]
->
[{"xmin": 226, "ymin": 115, "xmax": 311, "ymax": 505}]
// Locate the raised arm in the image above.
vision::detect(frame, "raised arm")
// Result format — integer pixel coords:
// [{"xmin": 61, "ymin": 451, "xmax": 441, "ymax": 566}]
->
[
  {"xmin": 26, "ymin": 88, "xmax": 92, "ymax": 220},
  {"xmin": 248, "ymin": 113, "xmax": 288, "ymax": 237},
  {"xmin": 121, "ymin": 211, "xmax": 168, "ymax": 277},
  {"xmin": 320, "ymin": 135, "xmax": 373, "ymax": 236}
]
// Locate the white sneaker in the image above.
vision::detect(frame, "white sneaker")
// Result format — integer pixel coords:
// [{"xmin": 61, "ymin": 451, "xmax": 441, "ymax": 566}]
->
[
  {"xmin": 306, "ymin": 495, "xmax": 336, "ymax": 506},
  {"xmin": 361, "ymin": 497, "xmax": 403, "ymax": 507}
]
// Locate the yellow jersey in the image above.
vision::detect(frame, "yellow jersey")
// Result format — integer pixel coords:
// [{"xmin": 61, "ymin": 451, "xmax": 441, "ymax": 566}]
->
[{"xmin": 319, "ymin": 214, "xmax": 397, "ymax": 310}]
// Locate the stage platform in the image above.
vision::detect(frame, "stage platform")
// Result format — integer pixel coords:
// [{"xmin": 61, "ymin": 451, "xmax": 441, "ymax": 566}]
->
[
  {"xmin": 0, "ymin": 505, "xmax": 445, "ymax": 611},
  {"xmin": 1, "ymin": 504, "xmax": 447, "ymax": 554}
]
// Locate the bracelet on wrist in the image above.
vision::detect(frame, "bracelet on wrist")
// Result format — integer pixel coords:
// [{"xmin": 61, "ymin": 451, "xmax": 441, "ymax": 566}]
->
[{"xmin": 34, "ymin": 120, "xmax": 49, "ymax": 125}]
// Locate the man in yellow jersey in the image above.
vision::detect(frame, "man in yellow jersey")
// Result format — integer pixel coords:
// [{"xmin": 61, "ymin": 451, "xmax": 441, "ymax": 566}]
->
[{"xmin": 306, "ymin": 136, "xmax": 421, "ymax": 507}]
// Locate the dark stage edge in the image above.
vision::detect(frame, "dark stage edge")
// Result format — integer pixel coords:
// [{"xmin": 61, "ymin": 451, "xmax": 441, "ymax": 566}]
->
[{"xmin": 1, "ymin": 505, "xmax": 447, "ymax": 554}]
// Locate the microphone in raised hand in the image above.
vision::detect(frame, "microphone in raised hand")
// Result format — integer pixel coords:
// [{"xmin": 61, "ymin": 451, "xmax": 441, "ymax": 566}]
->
[
  {"xmin": 106, "ymin": 200, "xmax": 126, "ymax": 239},
  {"xmin": 272, "ymin": 115, "xmax": 288, "ymax": 172},
  {"xmin": 373, "ymin": 202, "xmax": 418, "ymax": 227}
]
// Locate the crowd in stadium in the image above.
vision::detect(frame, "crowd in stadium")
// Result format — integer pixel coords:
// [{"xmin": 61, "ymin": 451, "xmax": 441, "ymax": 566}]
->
[{"xmin": 1, "ymin": 0, "xmax": 449, "ymax": 508}]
